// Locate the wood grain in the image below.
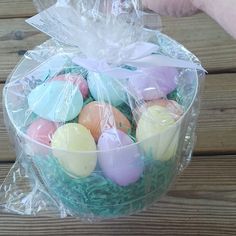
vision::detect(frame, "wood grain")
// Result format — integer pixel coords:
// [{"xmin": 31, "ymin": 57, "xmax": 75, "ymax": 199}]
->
[
  {"xmin": 0, "ymin": 0, "xmax": 36, "ymax": 19},
  {"xmin": 0, "ymin": 155, "xmax": 236, "ymax": 235},
  {"xmin": 0, "ymin": 1, "xmax": 236, "ymax": 235},
  {"xmin": 196, "ymin": 73, "xmax": 236, "ymax": 154},
  {"xmin": 0, "ymin": 14, "xmax": 236, "ymax": 82},
  {"xmin": 1, "ymin": 73, "xmax": 236, "ymax": 161},
  {"xmin": 0, "ymin": 18, "xmax": 47, "ymax": 81},
  {"xmin": 162, "ymin": 14, "xmax": 236, "ymax": 73}
]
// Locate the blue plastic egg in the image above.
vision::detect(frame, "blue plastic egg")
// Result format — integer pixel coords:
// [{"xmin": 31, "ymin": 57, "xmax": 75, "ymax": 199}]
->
[
  {"xmin": 28, "ymin": 81, "xmax": 83, "ymax": 122},
  {"xmin": 87, "ymin": 72, "xmax": 127, "ymax": 106}
]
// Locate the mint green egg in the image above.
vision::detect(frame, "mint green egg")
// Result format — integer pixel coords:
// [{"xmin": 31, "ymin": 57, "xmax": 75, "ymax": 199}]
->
[
  {"xmin": 28, "ymin": 81, "xmax": 83, "ymax": 122},
  {"xmin": 87, "ymin": 72, "xmax": 127, "ymax": 107}
]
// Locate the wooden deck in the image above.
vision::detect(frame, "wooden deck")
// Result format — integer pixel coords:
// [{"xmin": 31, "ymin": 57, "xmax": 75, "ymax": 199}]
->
[{"xmin": 0, "ymin": 1, "xmax": 236, "ymax": 235}]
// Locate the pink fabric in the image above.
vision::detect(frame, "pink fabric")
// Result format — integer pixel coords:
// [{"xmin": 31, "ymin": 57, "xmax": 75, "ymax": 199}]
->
[
  {"xmin": 142, "ymin": 0, "xmax": 199, "ymax": 17},
  {"xmin": 194, "ymin": 0, "xmax": 236, "ymax": 39},
  {"xmin": 142, "ymin": 0, "xmax": 236, "ymax": 39}
]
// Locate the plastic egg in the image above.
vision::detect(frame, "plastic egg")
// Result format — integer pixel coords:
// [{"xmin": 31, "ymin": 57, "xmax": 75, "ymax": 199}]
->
[
  {"xmin": 51, "ymin": 123, "xmax": 97, "ymax": 177},
  {"xmin": 87, "ymin": 72, "xmax": 127, "ymax": 106},
  {"xmin": 78, "ymin": 102, "xmax": 131, "ymax": 142},
  {"xmin": 148, "ymin": 99, "xmax": 184, "ymax": 119},
  {"xmin": 28, "ymin": 80, "xmax": 83, "ymax": 122},
  {"xmin": 98, "ymin": 128, "xmax": 144, "ymax": 186},
  {"xmin": 52, "ymin": 74, "xmax": 89, "ymax": 98},
  {"xmin": 128, "ymin": 67, "xmax": 178, "ymax": 101},
  {"xmin": 26, "ymin": 118, "xmax": 59, "ymax": 155},
  {"xmin": 134, "ymin": 99, "xmax": 184, "ymax": 122},
  {"xmin": 136, "ymin": 105, "xmax": 180, "ymax": 161}
]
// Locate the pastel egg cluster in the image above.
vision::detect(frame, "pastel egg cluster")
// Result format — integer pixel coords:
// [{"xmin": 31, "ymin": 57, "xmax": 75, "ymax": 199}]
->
[{"xmin": 25, "ymin": 66, "xmax": 184, "ymax": 186}]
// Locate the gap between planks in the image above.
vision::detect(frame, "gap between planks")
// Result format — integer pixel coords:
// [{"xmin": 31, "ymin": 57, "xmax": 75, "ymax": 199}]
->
[
  {"xmin": 0, "ymin": 155, "xmax": 236, "ymax": 235},
  {"xmin": 1, "ymin": 73, "xmax": 236, "ymax": 160},
  {"xmin": 1, "ymin": 13, "xmax": 236, "ymax": 81}
]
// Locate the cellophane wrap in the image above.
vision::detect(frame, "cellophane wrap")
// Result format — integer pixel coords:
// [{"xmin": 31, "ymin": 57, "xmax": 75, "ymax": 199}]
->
[{"xmin": 0, "ymin": 0, "xmax": 205, "ymax": 221}]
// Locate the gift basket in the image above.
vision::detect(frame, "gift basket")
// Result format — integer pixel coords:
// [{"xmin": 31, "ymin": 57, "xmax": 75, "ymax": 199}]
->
[{"xmin": 0, "ymin": 0, "xmax": 205, "ymax": 221}]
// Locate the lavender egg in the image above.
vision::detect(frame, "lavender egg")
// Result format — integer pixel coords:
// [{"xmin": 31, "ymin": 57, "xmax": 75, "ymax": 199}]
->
[
  {"xmin": 128, "ymin": 67, "xmax": 178, "ymax": 101},
  {"xmin": 98, "ymin": 128, "xmax": 144, "ymax": 187}
]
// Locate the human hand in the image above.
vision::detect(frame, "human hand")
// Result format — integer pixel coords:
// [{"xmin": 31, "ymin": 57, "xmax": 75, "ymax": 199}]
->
[
  {"xmin": 142, "ymin": 0, "xmax": 199, "ymax": 17},
  {"xmin": 142, "ymin": 0, "xmax": 236, "ymax": 39}
]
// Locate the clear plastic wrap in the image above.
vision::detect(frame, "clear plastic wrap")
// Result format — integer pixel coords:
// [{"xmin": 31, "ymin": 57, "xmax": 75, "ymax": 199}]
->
[{"xmin": 0, "ymin": 0, "xmax": 205, "ymax": 221}]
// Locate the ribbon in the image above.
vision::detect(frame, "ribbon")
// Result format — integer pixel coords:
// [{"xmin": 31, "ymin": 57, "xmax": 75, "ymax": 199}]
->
[
  {"xmin": 73, "ymin": 41, "xmax": 206, "ymax": 79},
  {"xmin": 27, "ymin": 4, "xmax": 206, "ymax": 77}
]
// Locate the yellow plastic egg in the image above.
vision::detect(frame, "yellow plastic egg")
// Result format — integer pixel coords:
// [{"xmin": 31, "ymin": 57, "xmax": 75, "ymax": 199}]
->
[
  {"xmin": 51, "ymin": 123, "xmax": 97, "ymax": 177},
  {"xmin": 136, "ymin": 105, "xmax": 180, "ymax": 161},
  {"xmin": 133, "ymin": 99, "xmax": 183, "ymax": 122}
]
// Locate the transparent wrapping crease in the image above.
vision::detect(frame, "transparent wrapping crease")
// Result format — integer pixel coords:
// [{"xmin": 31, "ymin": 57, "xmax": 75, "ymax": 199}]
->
[{"xmin": 0, "ymin": 0, "xmax": 205, "ymax": 221}]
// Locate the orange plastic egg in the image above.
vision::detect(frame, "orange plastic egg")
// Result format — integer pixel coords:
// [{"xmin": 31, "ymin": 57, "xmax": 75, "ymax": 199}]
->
[{"xmin": 78, "ymin": 102, "xmax": 131, "ymax": 142}]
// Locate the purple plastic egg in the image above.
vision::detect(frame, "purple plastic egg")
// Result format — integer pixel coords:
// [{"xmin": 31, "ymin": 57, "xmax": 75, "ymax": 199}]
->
[
  {"xmin": 98, "ymin": 128, "xmax": 144, "ymax": 186},
  {"xmin": 128, "ymin": 67, "xmax": 178, "ymax": 101}
]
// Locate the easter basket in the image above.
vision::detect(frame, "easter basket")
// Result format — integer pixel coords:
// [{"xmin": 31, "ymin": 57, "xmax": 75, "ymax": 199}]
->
[{"xmin": 0, "ymin": 0, "xmax": 205, "ymax": 221}]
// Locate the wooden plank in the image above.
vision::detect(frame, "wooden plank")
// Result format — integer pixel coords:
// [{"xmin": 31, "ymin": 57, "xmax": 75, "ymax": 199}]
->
[
  {"xmin": 0, "ymin": 0, "xmax": 36, "ymax": 19},
  {"xmin": 0, "ymin": 14, "xmax": 236, "ymax": 82},
  {"xmin": 0, "ymin": 18, "xmax": 48, "ymax": 82},
  {"xmin": 0, "ymin": 155, "xmax": 236, "ymax": 235},
  {"xmin": 0, "ymin": 73, "xmax": 236, "ymax": 161},
  {"xmin": 196, "ymin": 73, "xmax": 236, "ymax": 154},
  {"xmin": 162, "ymin": 14, "xmax": 236, "ymax": 73}
]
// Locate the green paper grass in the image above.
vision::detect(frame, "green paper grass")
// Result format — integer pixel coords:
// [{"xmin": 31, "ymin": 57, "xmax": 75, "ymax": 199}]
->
[
  {"xmin": 167, "ymin": 89, "xmax": 184, "ymax": 105},
  {"xmin": 33, "ymin": 156, "xmax": 176, "ymax": 220}
]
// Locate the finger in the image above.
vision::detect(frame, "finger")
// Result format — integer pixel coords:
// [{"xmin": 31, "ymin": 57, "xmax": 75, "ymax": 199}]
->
[{"xmin": 142, "ymin": 0, "xmax": 199, "ymax": 17}]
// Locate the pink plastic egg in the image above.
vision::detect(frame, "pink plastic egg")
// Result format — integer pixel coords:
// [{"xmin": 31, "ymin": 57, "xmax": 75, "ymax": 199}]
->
[
  {"xmin": 52, "ymin": 74, "xmax": 88, "ymax": 98},
  {"xmin": 128, "ymin": 67, "xmax": 178, "ymax": 101},
  {"xmin": 26, "ymin": 118, "xmax": 59, "ymax": 155},
  {"xmin": 98, "ymin": 128, "xmax": 144, "ymax": 186}
]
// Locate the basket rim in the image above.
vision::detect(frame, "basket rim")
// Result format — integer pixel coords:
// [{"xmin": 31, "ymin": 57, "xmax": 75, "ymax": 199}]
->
[{"xmin": 4, "ymin": 69, "xmax": 199, "ymax": 155}]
